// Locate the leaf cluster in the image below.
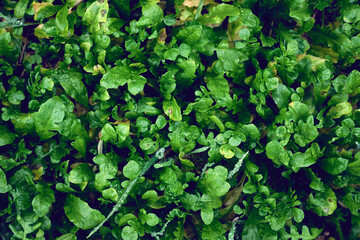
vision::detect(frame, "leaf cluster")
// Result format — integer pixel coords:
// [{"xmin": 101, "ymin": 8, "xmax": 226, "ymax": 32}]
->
[{"xmin": 1, "ymin": 0, "xmax": 360, "ymax": 239}]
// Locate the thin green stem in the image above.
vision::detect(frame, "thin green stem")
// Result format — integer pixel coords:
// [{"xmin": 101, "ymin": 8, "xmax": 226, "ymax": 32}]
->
[
  {"xmin": 228, "ymin": 217, "xmax": 239, "ymax": 240},
  {"xmin": 151, "ymin": 219, "xmax": 171, "ymax": 240},
  {"xmin": 228, "ymin": 151, "xmax": 249, "ymax": 180},
  {"xmin": 194, "ymin": 0, "xmax": 205, "ymax": 20}
]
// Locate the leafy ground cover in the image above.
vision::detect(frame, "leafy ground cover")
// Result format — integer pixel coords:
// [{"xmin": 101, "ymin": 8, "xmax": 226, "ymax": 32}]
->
[{"xmin": 1, "ymin": 0, "xmax": 360, "ymax": 239}]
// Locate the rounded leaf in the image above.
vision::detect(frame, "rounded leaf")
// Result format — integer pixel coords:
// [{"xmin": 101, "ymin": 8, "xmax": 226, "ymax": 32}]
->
[
  {"xmin": 122, "ymin": 226, "xmax": 138, "ymax": 240},
  {"xmin": 123, "ymin": 160, "xmax": 141, "ymax": 179},
  {"xmin": 145, "ymin": 213, "xmax": 159, "ymax": 226}
]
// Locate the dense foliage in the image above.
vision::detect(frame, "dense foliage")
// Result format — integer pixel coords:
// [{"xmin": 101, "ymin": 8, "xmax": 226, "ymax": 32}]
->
[{"xmin": 1, "ymin": 0, "xmax": 360, "ymax": 239}]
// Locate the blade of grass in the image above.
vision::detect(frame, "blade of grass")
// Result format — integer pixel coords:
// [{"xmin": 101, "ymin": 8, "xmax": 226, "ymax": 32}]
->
[
  {"xmin": 228, "ymin": 151, "xmax": 249, "ymax": 180},
  {"xmin": 194, "ymin": 0, "xmax": 204, "ymax": 20}
]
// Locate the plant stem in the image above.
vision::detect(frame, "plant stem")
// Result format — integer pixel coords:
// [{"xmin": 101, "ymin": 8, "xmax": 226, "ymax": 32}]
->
[
  {"xmin": 194, "ymin": 0, "xmax": 205, "ymax": 20},
  {"xmin": 228, "ymin": 151, "xmax": 249, "ymax": 180}
]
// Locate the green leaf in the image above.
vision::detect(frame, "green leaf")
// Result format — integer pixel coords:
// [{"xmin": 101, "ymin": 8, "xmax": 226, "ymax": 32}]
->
[
  {"xmin": 199, "ymin": 3, "xmax": 239, "ymax": 24},
  {"xmin": 265, "ymin": 77, "xmax": 279, "ymax": 91},
  {"xmin": 116, "ymin": 123, "xmax": 130, "ymax": 143},
  {"xmin": 83, "ymin": 0, "xmax": 109, "ymax": 30},
  {"xmin": 34, "ymin": 96, "xmax": 66, "ymax": 140},
  {"xmin": 201, "ymin": 194, "xmax": 222, "ymax": 210},
  {"xmin": 290, "ymin": 152, "xmax": 317, "ymax": 172},
  {"xmin": 179, "ymin": 43, "xmax": 192, "ymax": 58},
  {"xmin": 56, "ymin": 183, "xmax": 77, "ymax": 193},
  {"xmin": 242, "ymin": 208, "xmax": 277, "ymax": 240},
  {"xmin": 93, "ymin": 154, "xmax": 118, "ymax": 179},
  {"xmin": 342, "ymin": 4, "xmax": 360, "ymax": 23},
  {"xmin": 239, "ymin": 28, "xmax": 250, "ymax": 41},
  {"xmin": 294, "ymin": 122, "xmax": 318, "ymax": 147},
  {"xmin": 289, "ymin": 101, "xmax": 310, "ymax": 122},
  {"xmin": 216, "ymin": 48, "xmax": 247, "ymax": 71},
  {"xmin": 6, "ymin": 88, "xmax": 25, "ymax": 105},
  {"xmin": 127, "ymin": 74, "xmax": 147, "ymax": 95},
  {"xmin": 319, "ymin": 157, "xmax": 348, "ymax": 175},
  {"xmin": 328, "ymin": 94, "xmax": 348, "ymax": 108},
  {"xmin": 206, "ymin": 72, "xmax": 230, "ymax": 101},
  {"xmin": 117, "ymin": 213, "xmax": 137, "ymax": 227},
  {"xmin": 266, "ymin": 140, "xmax": 289, "ymax": 166},
  {"xmin": 228, "ymin": 136, "xmax": 241, "ymax": 147},
  {"xmin": 101, "ymin": 123, "xmax": 117, "ymax": 143},
  {"xmin": 55, "ymin": 6, "xmax": 69, "ymax": 37},
  {"xmin": 201, "ymin": 208, "xmax": 214, "ymax": 225},
  {"xmin": 164, "ymin": 14, "xmax": 176, "ymax": 26},
  {"xmin": 122, "ymin": 226, "xmax": 138, "ymax": 240},
  {"xmin": 143, "ymin": 213, "xmax": 159, "ymax": 226},
  {"xmin": 176, "ymin": 58, "xmax": 197, "ymax": 86},
  {"xmin": 293, "ymin": 208, "xmax": 305, "ymax": 223},
  {"xmin": 141, "ymin": 190, "xmax": 158, "ymax": 202},
  {"xmin": 177, "ymin": 25, "xmax": 202, "ymax": 47},
  {"xmin": 123, "ymin": 160, "xmax": 141, "ymax": 180},
  {"xmin": 11, "ymin": 113, "xmax": 36, "ymax": 135},
  {"xmin": 56, "ymin": 233, "xmax": 77, "ymax": 240},
  {"xmin": 137, "ymin": 2, "xmax": 163, "ymax": 28},
  {"xmin": 160, "ymin": 69, "xmax": 178, "ymax": 100},
  {"xmin": 68, "ymin": 163, "xmax": 94, "ymax": 188},
  {"xmin": 307, "ymin": 186, "xmax": 337, "ymax": 216},
  {"xmin": 220, "ymin": 144, "xmax": 235, "ymax": 159},
  {"xmin": 282, "ymin": 225, "xmax": 322, "ymax": 240},
  {"xmin": 59, "ymin": 115, "xmax": 88, "ymax": 141},
  {"xmin": 9, "ymin": 212, "xmax": 41, "ymax": 237},
  {"xmin": 260, "ymin": 32, "xmax": 276, "ymax": 47},
  {"xmin": 199, "ymin": 166, "xmax": 230, "ymax": 197},
  {"xmin": 0, "ymin": 125, "xmax": 16, "ymax": 147},
  {"xmin": 243, "ymin": 124, "xmax": 261, "ymax": 140},
  {"xmin": 289, "ymin": 0, "xmax": 311, "ymax": 22},
  {"xmin": 64, "ymin": 194, "xmax": 105, "ymax": 230},
  {"xmin": 305, "ymin": 169, "xmax": 325, "ymax": 191},
  {"xmin": 163, "ymin": 97, "xmax": 182, "ymax": 121},
  {"xmin": 308, "ymin": 26, "xmax": 353, "ymax": 61},
  {"xmin": 4, "ymin": 1, "xmax": 360, "ymax": 238},
  {"xmin": 342, "ymin": 192, "xmax": 360, "ymax": 216},
  {"xmin": 100, "ymin": 66, "xmax": 146, "ymax": 95},
  {"xmin": 136, "ymin": 117, "xmax": 151, "ymax": 132},
  {"xmin": 93, "ymin": 154, "xmax": 118, "ymax": 191},
  {"xmin": 14, "ymin": 0, "xmax": 30, "ymax": 19},
  {"xmin": 0, "ymin": 168, "xmax": 11, "ymax": 193},
  {"xmin": 327, "ymin": 102, "xmax": 352, "ymax": 119},
  {"xmin": 345, "ymin": 70, "xmax": 360, "ymax": 95},
  {"xmin": 159, "ymin": 167, "xmax": 177, "ymax": 184},
  {"xmin": 102, "ymin": 188, "xmax": 118, "ymax": 202},
  {"xmin": 32, "ymin": 183, "xmax": 55, "ymax": 217},
  {"xmin": 332, "ymin": 75, "xmax": 347, "ymax": 93},
  {"xmin": 0, "ymin": 34, "xmax": 19, "ymax": 66},
  {"xmin": 202, "ymin": 220, "xmax": 227, "ymax": 240},
  {"xmin": 33, "ymin": 2, "xmax": 62, "ymax": 21},
  {"xmin": 59, "ymin": 72, "xmax": 89, "ymax": 107},
  {"xmin": 164, "ymin": 48, "xmax": 180, "ymax": 61},
  {"xmin": 71, "ymin": 138, "xmax": 87, "ymax": 157},
  {"xmin": 0, "ymin": 156, "xmax": 19, "ymax": 172},
  {"xmin": 140, "ymin": 137, "xmax": 155, "ymax": 151},
  {"xmin": 347, "ymin": 160, "xmax": 360, "ymax": 176}
]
